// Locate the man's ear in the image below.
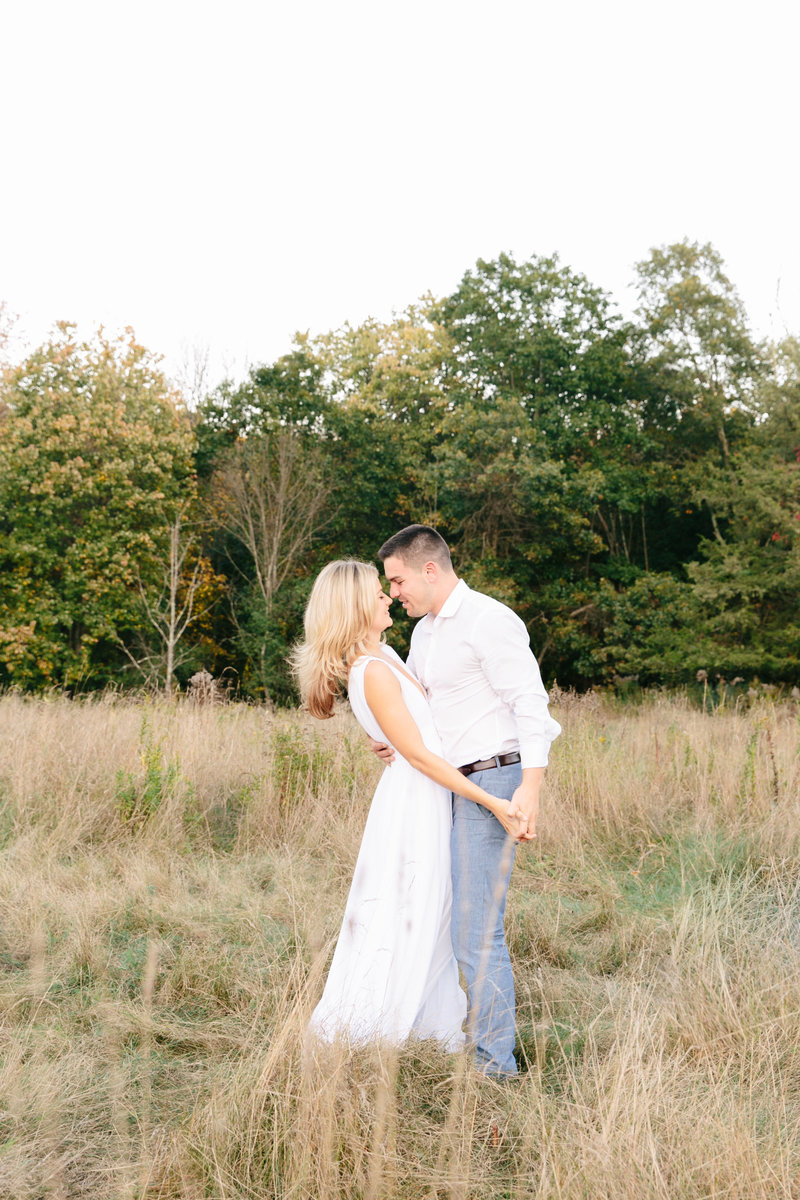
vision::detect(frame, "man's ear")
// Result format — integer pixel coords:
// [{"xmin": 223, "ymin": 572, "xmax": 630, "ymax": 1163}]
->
[{"xmin": 424, "ymin": 560, "xmax": 438, "ymax": 581}]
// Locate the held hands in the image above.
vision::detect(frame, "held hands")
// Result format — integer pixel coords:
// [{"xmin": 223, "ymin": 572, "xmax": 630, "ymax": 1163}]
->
[
  {"xmin": 509, "ymin": 805, "xmax": 537, "ymax": 841},
  {"xmin": 369, "ymin": 731, "xmax": 539, "ymax": 844},
  {"xmin": 490, "ymin": 799, "xmax": 529, "ymax": 841}
]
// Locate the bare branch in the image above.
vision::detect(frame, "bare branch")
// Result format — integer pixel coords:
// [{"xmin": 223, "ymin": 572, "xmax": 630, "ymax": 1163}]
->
[
  {"xmin": 128, "ymin": 504, "xmax": 212, "ymax": 694},
  {"xmin": 213, "ymin": 427, "xmax": 334, "ymax": 615}
]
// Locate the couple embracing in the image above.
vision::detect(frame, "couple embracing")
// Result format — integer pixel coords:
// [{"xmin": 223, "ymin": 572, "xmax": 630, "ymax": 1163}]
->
[{"xmin": 293, "ymin": 525, "xmax": 561, "ymax": 1078}]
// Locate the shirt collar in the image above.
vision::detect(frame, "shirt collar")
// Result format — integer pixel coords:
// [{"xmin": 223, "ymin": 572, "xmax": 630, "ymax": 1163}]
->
[{"xmin": 432, "ymin": 578, "xmax": 468, "ymax": 622}]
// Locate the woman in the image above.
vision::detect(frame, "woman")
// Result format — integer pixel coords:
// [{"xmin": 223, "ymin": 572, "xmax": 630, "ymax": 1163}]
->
[{"xmin": 293, "ymin": 560, "xmax": 524, "ymax": 1049}]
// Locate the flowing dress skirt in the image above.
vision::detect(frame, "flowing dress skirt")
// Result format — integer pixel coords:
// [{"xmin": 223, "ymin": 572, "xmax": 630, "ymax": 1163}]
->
[{"xmin": 307, "ymin": 656, "xmax": 466, "ymax": 1049}]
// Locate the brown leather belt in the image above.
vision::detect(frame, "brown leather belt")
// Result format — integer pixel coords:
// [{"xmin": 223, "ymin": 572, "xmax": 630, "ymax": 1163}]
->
[{"xmin": 457, "ymin": 751, "xmax": 521, "ymax": 777}]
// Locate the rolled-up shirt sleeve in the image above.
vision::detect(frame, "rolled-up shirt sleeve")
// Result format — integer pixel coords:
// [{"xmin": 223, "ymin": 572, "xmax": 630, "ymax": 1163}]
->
[{"xmin": 474, "ymin": 606, "xmax": 561, "ymax": 768}]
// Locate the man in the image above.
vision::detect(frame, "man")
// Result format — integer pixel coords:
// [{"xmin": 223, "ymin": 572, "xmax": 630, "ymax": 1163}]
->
[{"xmin": 375, "ymin": 525, "xmax": 561, "ymax": 1078}]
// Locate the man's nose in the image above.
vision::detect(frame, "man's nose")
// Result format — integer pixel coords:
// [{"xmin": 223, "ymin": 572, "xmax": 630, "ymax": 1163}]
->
[{"xmin": 389, "ymin": 583, "xmax": 400, "ymax": 598}]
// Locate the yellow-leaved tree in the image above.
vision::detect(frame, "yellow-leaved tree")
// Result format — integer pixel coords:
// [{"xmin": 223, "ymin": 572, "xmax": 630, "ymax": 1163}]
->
[{"xmin": 0, "ymin": 323, "xmax": 198, "ymax": 689}]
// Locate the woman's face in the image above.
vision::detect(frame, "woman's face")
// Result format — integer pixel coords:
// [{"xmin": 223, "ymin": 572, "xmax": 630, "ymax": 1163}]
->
[{"xmin": 370, "ymin": 577, "xmax": 393, "ymax": 636}]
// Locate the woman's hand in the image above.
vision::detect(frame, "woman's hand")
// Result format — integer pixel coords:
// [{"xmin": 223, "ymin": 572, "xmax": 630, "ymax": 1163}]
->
[{"xmin": 486, "ymin": 798, "xmax": 530, "ymax": 841}]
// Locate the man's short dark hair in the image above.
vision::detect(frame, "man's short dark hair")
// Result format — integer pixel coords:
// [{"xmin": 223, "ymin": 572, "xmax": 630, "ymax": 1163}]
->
[{"xmin": 378, "ymin": 525, "xmax": 452, "ymax": 570}]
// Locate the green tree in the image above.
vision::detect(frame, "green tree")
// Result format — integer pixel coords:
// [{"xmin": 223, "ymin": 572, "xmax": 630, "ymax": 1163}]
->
[
  {"xmin": 431, "ymin": 252, "xmax": 668, "ymax": 570},
  {"xmin": 759, "ymin": 336, "xmax": 800, "ymax": 463},
  {"xmin": 634, "ymin": 239, "xmax": 764, "ymax": 469},
  {"xmin": 0, "ymin": 324, "xmax": 196, "ymax": 688},
  {"xmin": 427, "ymin": 252, "xmax": 673, "ymax": 662},
  {"xmin": 679, "ymin": 335, "xmax": 800, "ymax": 680},
  {"xmin": 309, "ymin": 310, "xmax": 448, "ymax": 546}
]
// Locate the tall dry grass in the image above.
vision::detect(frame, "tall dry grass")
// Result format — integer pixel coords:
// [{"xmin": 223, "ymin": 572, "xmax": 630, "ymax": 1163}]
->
[{"xmin": 0, "ymin": 689, "xmax": 799, "ymax": 1197}]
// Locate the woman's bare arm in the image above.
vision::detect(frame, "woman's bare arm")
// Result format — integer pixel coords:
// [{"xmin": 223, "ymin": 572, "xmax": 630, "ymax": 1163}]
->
[{"xmin": 363, "ymin": 660, "xmax": 525, "ymax": 838}]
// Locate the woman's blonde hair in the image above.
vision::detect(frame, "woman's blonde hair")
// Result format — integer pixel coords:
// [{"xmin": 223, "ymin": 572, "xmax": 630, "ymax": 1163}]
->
[{"xmin": 291, "ymin": 560, "xmax": 381, "ymax": 719}]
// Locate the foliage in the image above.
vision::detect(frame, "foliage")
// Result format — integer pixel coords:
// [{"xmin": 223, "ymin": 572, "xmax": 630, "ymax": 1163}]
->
[
  {"xmin": 114, "ymin": 714, "xmax": 188, "ymax": 826},
  {"xmin": 1, "ymin": 242, "xmax": 798, "ymax": 695},
  {"xmin": 0, "ymin": 325, "xmax": 196, "ymax": 688}
]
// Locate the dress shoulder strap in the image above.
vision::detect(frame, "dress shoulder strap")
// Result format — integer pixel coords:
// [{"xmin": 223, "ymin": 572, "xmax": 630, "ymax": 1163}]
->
[{"xmin": 349, "ymin": 654, "xmax": 381, "ymax": 674}]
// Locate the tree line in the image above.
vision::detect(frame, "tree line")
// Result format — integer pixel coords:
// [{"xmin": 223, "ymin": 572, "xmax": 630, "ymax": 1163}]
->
[{"xmin": 1, "ymin": 240, "xmax": 798, "ymax": 700}]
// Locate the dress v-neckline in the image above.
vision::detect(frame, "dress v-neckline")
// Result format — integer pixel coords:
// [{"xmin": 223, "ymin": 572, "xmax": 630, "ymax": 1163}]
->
[{"xmin": 354, "ymin": 651, "xmax": 427, "ymax": 701}]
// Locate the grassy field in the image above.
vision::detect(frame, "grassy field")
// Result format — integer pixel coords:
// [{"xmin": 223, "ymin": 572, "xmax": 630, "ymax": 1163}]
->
[{"xmin": 0, "ymin": 688, "xmax": 799, "ymax": 1198}]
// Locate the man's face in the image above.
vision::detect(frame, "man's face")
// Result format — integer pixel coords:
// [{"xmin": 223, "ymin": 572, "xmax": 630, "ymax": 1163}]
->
[{"xmin": 382, "ymin": 554, "xmax": 435, "ymax": 619}]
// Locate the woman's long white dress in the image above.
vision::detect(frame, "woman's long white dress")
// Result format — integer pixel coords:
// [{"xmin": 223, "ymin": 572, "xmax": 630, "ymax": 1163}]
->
[{"xmin": 307, "ymin": 647, "xmax": 467, "ymax": 1049}]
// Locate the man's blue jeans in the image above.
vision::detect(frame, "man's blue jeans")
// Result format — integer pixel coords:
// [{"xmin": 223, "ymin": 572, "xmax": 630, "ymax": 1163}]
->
[{"xmin": 451, "ymin": 761, "xmax": 520, "ymax": 1077}]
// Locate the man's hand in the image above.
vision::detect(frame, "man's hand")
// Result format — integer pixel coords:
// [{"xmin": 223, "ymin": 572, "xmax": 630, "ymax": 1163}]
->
[
  {"xmin": 511, "ymin": 767, "xmax": 544, "ymax": 842},
  {"xmin": 368, "ymin": 736, "xmax": 395, "ymax": 764},
  {"xmin": 500, "ymin": 802, "xmax": 529, "ymax": 841}
]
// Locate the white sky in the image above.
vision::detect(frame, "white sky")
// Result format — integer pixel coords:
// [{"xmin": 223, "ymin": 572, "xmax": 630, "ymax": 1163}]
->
[{"xmin": 1, "ymin": 0, "xmax": 798, "ymax": 393}]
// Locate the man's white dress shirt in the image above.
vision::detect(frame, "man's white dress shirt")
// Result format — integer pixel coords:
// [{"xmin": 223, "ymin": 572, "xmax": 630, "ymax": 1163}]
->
[{"xmin": 406, "ymin": 579, "xmax": 561, "ymax": 770}]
